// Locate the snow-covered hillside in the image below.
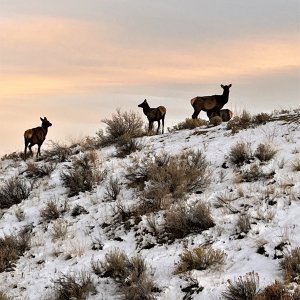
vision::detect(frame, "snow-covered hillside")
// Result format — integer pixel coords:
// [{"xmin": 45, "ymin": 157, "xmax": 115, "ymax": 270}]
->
[{"xmin": 0, "ymin": 111, "xmax": 300, "ymax": 300}]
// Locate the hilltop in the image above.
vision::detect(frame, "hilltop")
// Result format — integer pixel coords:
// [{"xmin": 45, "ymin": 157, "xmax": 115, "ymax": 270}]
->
[{"xmin": 0, "ymin": 110, "xmax": 300, "ymax": 300}]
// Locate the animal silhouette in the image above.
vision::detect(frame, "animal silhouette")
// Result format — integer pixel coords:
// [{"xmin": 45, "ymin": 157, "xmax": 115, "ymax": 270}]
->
[
  {"xmin": 191, "ymin": 84, "xmax": 232, "ymax": 119},
  {"xmin": 138, "ymin": 99, "xmax": 166, "ymax": 134},
  {"xmin": 24, "ymin": 117, "xmax": 52, "ymax": 160}
]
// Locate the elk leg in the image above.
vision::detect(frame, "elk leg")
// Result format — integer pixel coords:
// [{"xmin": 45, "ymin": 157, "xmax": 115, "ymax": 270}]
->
[
  {"xmin": 162, "ymin": 115, "xmax": 165, "ymax": 134},
  {"xmin": 156, "ymin": 120, "xmax": 160, "ymax": 134},
  {"xmin": 28, "ymin": 144, "xmax": 33, "ymax": 156},
  {"xmin": 24, "ymin": 138, "xmax": 29, "ymax": 160},
  {"xmin": 149, "ymin": 121, "xmax": 153, "ymax": 134},
  {"xmin": 37, "ymin": 142, "xmax": 43, "ymax": 157},
  {"xmin": 192, "ymin": 110, "xmax": 200, "ymax": 119}
]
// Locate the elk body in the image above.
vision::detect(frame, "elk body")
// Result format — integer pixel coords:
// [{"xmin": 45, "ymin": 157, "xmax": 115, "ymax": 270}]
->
[
  {"xmin": 191, "ymin": 84, "xmax": 232, "ymax": 119},
  {"xmin": 24, "ymin": 117, "xmax": 52, "ymax": 160},
  {"xmin": 208, "ymin": 109, "xmax": 233, "ymax": 122},
  {"xmin": 138, "ymin": 99, "xmax": 166, "ymax": 134}
]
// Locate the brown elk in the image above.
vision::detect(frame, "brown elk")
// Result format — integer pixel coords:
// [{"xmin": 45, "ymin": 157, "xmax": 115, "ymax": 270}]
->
[
  {"xmin": 191, "ymin": 84, "xmax": 232, "ymax": 119},
  {"xmin": 207, "ymin": 109, "xmax": 233, "ymax": 122},
  {"xmin": 24, "ymin": 117, "xmax": 52, "ymax": 160},
  {"xmin": 138, "ymin": 99, "xmax": 166, "ymax": 134}
]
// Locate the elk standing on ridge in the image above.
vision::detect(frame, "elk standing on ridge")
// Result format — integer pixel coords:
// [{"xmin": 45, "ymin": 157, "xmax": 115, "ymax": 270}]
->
[
  {"xmin": 207, "ymin": 109, "xmax": 233, "ymax": 122},
  {"xmin": 191, "ymin": 84, "xmax": 232, "ymax": 119},
  {"xmin": 24, "ymin": 117, "xmax": 52, "ymax": 160},
  {"xmin": 138, "ymin": 99, "xmax": 166, "ymax": 134}
]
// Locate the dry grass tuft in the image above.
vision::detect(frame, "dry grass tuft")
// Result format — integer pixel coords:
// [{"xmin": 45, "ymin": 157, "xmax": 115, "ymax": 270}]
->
[
  {"xmin": 0, "ymin": 291, "xmax": 12, "ymax": 300},
  {"xmin": 291, "ymin": 158, "xmax": 300, "ymax": 172},
  {"xmin": 254, "ymin": 143, "xmax": 277, "ymax": 162},
  {"xmin": 228, "ymin": 142, "xmax": 252, "ymax": 166},
  {"xmin": 25, "ymin": 161, "xmax": 56, "ymax": 178},
  {"xmin": 280, "ymin": 247, "xmax": 300, "ymax": 284},
  {"xmin": 45, "ymin": 141, "xmax": 72, "ymax": 163},
  {"xmin": 255, "ymin": 280, "xmax": 298, "ymax": 300},
  {"xmin": 237, "ymin": 213, "xmax": 251, "ymax": 234},
  {"xmin": 175, "ymin": 246, "xmax": 226, "ymax": 274},
  {"xmin": 169, "ymin": 118, "xmax": 208, "ymax": 131},
  {"xmin": 40, "ymin": 199, "xmax": 64, "ymax": 222},
  {"xmin": 92, "ymin": 248, "xmax": 157, "ymax": 300},
  {"xmin": 222, "ymin": 271, "xmax": 259, "ymax": 300},
  {"xmin": 51, "ymin": 272, "xmax": 96, "ymax": 300}
]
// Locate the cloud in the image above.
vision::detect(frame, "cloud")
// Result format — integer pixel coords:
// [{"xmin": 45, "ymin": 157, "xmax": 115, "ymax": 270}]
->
[{"xmin": 0, "ymin": 15, "xmax": 298, "ymax": 101}]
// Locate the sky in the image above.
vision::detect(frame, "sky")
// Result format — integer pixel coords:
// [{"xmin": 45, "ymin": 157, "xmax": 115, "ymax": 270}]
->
[{"xmin": 0, "ymin": 0, "xmax": 299, "ymax": 155}]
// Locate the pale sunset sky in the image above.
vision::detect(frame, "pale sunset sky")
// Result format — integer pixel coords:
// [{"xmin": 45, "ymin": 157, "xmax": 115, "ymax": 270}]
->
[{"xmin": 0, "ymin": 0, "xmax": 299, "ymax": 155}]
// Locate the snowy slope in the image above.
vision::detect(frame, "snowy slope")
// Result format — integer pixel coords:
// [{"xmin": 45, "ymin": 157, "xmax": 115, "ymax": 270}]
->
[{"xmin": 0, "ymin": 112, "xmax": 300, "ymax": 299}]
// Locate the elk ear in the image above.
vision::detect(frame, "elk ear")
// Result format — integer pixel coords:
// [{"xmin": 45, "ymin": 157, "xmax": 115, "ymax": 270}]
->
[
  {"xmin": 40, "ymin": 117, "xmax": 44, "ymax": 122},
  {"xmin": 228, "ymin": 84, "xmax": 232, "ymax": 88},
  {"xmin": 221, "ymin": 84, "xmax": 224, "ymax": 88}
]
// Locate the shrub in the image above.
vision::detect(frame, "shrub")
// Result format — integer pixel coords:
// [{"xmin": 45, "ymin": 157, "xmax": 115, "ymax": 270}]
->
[
  {"xmin": 51, "ymin": 219, "xmax": 68, "ymax": 241},
  {"xmin": 95, "ymin": 248, "xmax": 130, "ymax": 280},
  {"xmin": 228, "ymin": 142, "xmax": 252, "ymax": 166},
  {"xmin": 255, "ymin": 280, "xmax": 295, "ymax": 300},
  {"xmin": 40, "ymin": 199, "xmax": 62, "ymax": 222},
  {"xmin": 237, "ymin": 213, "xmax": 251, "ymax": 234},
  {"xmin": 97, "ymin": 109, "xmax": 144, "ymax": 147},
  {"xmin": 25, "ymin": 161, "xmax": 55, "ymax": 178},
  {"xmin": 104, "ymin": 177, "xmax": 121, "ymax": 201},
  {"xmin": 227, "ymin": 110, "xmax": 252, "ymax": 133},
  {"xmin": 45, "ymin": 141, "xmax": 72, "ymax": 163},
  {"xmin": 164, "ymin": 202, "xmax": 215, "ymax": 240},
  {"xmin": 280, "ymin": 247, "xmax": 300, "ymax": 284},
  {"xmin": 51, "ymin": 272, "xmax": 96, "ymax": 300},
  {"xmin": 61, "ymin": 151, "xmax": 106, "ymax": 197},
  {"xmin": 127, "ymin": 150, "xmax": 211, "ymax": 200},
  {"xmin": 0, "ymin": 291, "xmax": 12, "ymax": 300},
  {"xmin": 254, "ymin": 143, "xmax": 277, "ymax": 162},
  {"xmin": 1, "ymin": 151, "xmax": 22, "ymax": 162},
  {"xmin": 0, "ymin": 177, "xmax": 32, "ymax": 209},
  {"xmin": 93, "ymin": 249, "xmax": 157, "ymax": 300},
  {"xmin": 175, "ymin": 246, "xmax": 226, "ymax": 274},
  {"xmin": 116, "ymin": 134, "xmax": 143, "ymax": 158},
  {"xmin": 0, "ymin": 231, "xmax": 31, "ymax": 273},
  {"xmin": 237, "ymin": 164, "xmax": 274, "ymax": 183},
  {"xmin": 253, "ymin": 113, "xmax": 271, "ymax": 125},
  {"xmin": 222, "ymin": 271, "xmax": 259, "ymax": 300},
  {"xmin": 291, "ymin": 158, "xmax": 300, "ymax": 172},
  {"xmin": 170, "ymin": 118, "xmax": 208, "ymax": 131}
]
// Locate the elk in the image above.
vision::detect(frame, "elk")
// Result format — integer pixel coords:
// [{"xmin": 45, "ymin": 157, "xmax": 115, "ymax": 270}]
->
[
  {"xmin": 138, "ymin": 99, "xmax": 166, "ymax": 134},
  {"xmin": 207, "ymin": 109, "xmax": 233, "ymax": 122},
  {"xmin": 191, "ymin": 84, "xmax": 232, "ymax": 119},
  {"xmin": 24, "ymin": 117, "xmax": 52, "ymax": 160}
]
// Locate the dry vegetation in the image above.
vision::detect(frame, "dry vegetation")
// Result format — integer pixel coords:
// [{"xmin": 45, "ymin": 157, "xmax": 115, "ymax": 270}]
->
[
  {"xmin": 61, "ymin": 151, "xmax": 106, "ymax": 197},
  {"xmin": 92, "ymin": 248, "xmax": 157, "ymax": 300},
  {"xmin": 0, "ymin": 177, "xmax": 32, "ymax": 209},
  {"xmin": 280, "ymin": 247, "xmax": 300, "ymax": 284},
  {"xmin": 175, "ymin": 246, "xmax": 226, "ymax": 274},
  {"xmin": 50, "ymin": 272, "xmax": 96, "ymax": 300},
  {"xmin": 222, "ymin": 272, "xmax": 260, "ymax": 300},
  {"xmin": 97, "ymin": 109, "xmax": 144, "ymax": 147},
  {"xmin": 169, "ymin": 118, "xmax": 208, "ymax": 131},
  {"xmin": 0, "ymin": 231, "xmax": 31, "ymax": 273}
]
